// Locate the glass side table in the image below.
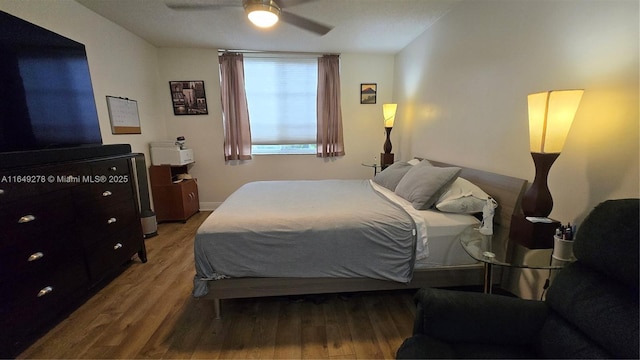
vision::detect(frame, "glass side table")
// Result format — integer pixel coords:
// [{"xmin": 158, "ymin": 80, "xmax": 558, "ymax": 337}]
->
[
  {"xmin": 461, "ymin": 233, "xmax": 573, "ymax": 294},
  {"xmin": 361, "ymin": 163, "xmax": 382, "ymax": 176}
]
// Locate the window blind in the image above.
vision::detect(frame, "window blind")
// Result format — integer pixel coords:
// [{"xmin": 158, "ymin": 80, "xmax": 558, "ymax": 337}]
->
[{"xmin": 244, "ymin": 57, "xmax": 318, "ymax": 145}]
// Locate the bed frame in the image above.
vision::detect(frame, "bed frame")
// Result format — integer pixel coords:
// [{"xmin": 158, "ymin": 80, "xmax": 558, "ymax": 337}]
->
[{"xmin": 200, "ymin": 160, "xmax": 528, "ymax": 318}]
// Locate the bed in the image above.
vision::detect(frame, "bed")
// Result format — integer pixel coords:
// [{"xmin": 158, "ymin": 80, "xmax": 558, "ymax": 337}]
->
[{"xmin": 193, "ymin": 159, "xmax": 527, "ymax": 318}]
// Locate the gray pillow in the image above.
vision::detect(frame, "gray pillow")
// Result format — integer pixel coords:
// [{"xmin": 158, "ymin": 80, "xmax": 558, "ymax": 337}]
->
[
  {"xmin": 395, "ymin": 162, "xmax": 462, "ymax": 210},
  {"xmin": 373, "ymin": 161, "xmax": 414, "ymax": 191}
]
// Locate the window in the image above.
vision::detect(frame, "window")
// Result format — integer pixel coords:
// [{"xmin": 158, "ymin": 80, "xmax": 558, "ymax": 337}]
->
[{"xmin": 243, "ymin": 56, "xmax": 318, "ymax": 155}]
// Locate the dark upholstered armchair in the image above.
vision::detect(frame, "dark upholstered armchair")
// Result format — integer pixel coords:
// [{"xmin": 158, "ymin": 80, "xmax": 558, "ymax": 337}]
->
[{"xmin": 396, "ymin": 199, "xmax": 639, "ymax": 359}]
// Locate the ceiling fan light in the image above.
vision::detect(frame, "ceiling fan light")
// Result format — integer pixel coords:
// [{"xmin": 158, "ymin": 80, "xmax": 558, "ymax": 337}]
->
[
  {"xmin": 248, "ymin": 10, "xmax": 279, "ymax": 28},
  {"xmin": 245, "ymin": 1, "xmax": 280, "ymax": 28}
]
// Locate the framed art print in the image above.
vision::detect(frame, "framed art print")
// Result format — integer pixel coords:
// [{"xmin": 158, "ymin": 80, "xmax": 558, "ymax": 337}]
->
[
  {"xmin": 169, "ymin": 80, "xmax": 208, "ymax": 115},
  {"xmin": 360, "ymin": 83, "xmax": 377, "ymax": 104}
]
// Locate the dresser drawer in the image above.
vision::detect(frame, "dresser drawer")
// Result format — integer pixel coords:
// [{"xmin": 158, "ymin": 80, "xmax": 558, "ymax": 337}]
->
[
  {"xmin": 74, "ymin": 181, "xmax": 134, "ymax": 207},
  {"xmin": 91, "ymin": 157, "xmax": 131, "ymax": 177},
  {"xmin": 84, "ymin": 223, "xmax": 143, "ymax": 282},
  {"xmin": 0, "ymin": 254, "xmax": 88, "ymax": 336},
  {"xmin": 0, "ymin": 190, "xmax": 75, "ymax": 243},
  {"xmin": 78, "ymin": 200, "xmax": 138, "ymax": 246},
  {"xmin": 0, "ymin": 228, "xmax": 79, "ymax": 281},
  {"xmin": 91, "ymin": 181, "xmax": 134, "ymax": 203},
  {"xmin": 0, "ymin": 164, "xmax": 89, "ymax": 204}
]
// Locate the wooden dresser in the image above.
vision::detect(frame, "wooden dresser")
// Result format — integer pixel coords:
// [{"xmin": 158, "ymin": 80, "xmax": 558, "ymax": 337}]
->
[
  {"xmin": 149, "ymin": 164, "xmax": 199, "ymax": 222},
  {"xmin": 0, "ymin": 154, "xmax": 146, "ymax": 357}
]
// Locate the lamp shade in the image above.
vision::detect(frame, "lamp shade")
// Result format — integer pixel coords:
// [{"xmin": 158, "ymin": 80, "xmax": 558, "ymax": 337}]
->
[
  {"xmin": 245, "ymin": 0, "xmax": 280, "ymax": 28},
  {"xmin": 383, "ymin": 103, "xmax": 397, "ymax": 128},
  {"xmin": 528, "ymin": 90, "xmax": 584, "ymax": 153}
]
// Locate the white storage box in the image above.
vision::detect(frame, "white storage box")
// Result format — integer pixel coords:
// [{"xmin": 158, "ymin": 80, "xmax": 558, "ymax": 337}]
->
[
  {"xmin": 150, "ymin": 147, "xmax": 194, "ymax": 166},
  {"xmin": 150, "ymin": 141, "xmax": 179, "ymax": 148}
]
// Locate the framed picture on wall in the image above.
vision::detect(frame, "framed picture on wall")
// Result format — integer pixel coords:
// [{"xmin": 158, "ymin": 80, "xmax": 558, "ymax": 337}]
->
[
  {"xmin": 169, "ymin": 80, "xmax": 208, "ymax": 115},
  {"xmin": 360, "ymin": 83, "xmax": 377, "ymax": 104}
]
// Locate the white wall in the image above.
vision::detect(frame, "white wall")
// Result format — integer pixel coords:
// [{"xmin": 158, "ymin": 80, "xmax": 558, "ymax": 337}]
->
[
  {"xmin": 158, "ymin": 49, "xmax": 395, "ymax": 208},
  {"xmin": 0, "ymin": 0, "xmax": 165, "ymax": 163},
  {"xmin": 393, "ymin": 0, "xmax": 639, "ymax": 299},
  {"xmin": 393, "ymin": 0, "xmax": 639, "ymax": 225}
]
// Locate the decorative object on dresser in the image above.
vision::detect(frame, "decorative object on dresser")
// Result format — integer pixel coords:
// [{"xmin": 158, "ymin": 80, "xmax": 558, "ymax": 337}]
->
[
  {"xmin": 149, "ymin": 164, "xmax": 199, "ymax": 223},
  {"xmin": 511, "ymin": 89, "xmax": 584, "ymax": 249},
  {"xmin": 380, "ymin": 103, "xmax": 397, "ymax": 168},
  {"xmin": 0, "ymin": 150, "xmax": 147, "ymax": 358}
]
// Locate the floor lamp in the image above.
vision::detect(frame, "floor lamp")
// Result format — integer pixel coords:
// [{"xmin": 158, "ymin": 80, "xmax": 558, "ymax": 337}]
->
[{"xmin": 380, "ymin": 103, "xmax": 397, "ymax": 168}]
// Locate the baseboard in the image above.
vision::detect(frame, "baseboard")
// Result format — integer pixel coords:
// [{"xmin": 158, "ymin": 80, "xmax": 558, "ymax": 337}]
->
[{"xmin": 199, "ymin": 202, "xmax": 222, "ymax": 211}]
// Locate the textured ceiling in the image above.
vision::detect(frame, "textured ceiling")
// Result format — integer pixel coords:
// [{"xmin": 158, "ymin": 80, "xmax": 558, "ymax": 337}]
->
[{"xmin": 76, "ymin": 0, "xmax": 460, "ymax": 54}]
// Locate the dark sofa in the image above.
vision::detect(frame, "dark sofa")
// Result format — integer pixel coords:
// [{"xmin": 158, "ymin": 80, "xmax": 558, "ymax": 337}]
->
[{"xmin": 396, "ymin": 199, "xmax": 639, "ymax": 359}]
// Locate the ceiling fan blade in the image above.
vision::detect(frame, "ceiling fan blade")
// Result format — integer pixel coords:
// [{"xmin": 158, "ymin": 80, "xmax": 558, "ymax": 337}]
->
[
  {"xmin": 165, "ymin": 1, "xmax": 239, "ymax": 11},
  {"xmin": 278, "ymin": 0, "xmax": 320, "ymax": 8},
  {"xmin": 280, "ymin": 10, "xmax": 333, "ymax": 35}
]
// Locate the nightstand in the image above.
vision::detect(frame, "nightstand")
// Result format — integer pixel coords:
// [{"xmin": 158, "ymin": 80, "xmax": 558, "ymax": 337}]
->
[
  {"xmin": 509, "ymin": 214, "xmax": 560, "ymax": 249},
  {"xmin": 149, "ymin": 164, "xmax": 199, "ymax": 222}
]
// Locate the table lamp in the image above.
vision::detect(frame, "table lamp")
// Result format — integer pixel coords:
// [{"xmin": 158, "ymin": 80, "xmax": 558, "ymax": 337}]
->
[
  {"xmin": 380, "ymin": 103, "xmax": 397, "ymax": 167},
  {"xmin": 521, "ymin": 89, "xmax": 584, "ymax": 217}
]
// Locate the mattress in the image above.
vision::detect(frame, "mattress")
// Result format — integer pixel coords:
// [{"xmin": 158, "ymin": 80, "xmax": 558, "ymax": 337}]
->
[
  {"xmin": 414, "ymin": 210, "xmax": 481, "ymax": 268},
  {"xmin": 194, "ymin": 179, "xmax": 424, "ymax": 297},
  {"xmin": 193, "ymin": 180, "xmax": 480, "ymax": 297}
]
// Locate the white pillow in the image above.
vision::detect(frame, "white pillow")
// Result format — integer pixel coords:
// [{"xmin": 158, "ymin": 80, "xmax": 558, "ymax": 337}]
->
[
  {"xmin": 436, "ymin": 177, "xmax": 490, "ymax": 214},
  {"xmin": 407, "ymin": 158, "xmax": 422, "ymax": 166}
]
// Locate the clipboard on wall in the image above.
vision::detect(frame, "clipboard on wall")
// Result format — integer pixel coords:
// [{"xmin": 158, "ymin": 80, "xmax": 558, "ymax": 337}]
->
[{"xmin": 106, "ymin": 96, "xmax": 141, "ymax": 134}]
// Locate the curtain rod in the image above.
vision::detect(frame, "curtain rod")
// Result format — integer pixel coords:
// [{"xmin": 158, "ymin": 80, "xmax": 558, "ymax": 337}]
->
[{"xmin": 218, "ymin": 49, "xmax": 340, "ymax": 57}]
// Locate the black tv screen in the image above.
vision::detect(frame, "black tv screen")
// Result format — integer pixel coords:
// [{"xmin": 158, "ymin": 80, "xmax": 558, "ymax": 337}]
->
[{"xmin": 0, "ymin": 10, "xmax": 102, "ymax": 153}]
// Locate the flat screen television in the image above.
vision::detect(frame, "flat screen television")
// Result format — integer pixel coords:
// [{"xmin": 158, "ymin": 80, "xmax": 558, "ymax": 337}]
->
[{"xmin": 0, "ymin": 10, "xmax": 103, "ymax": 155}]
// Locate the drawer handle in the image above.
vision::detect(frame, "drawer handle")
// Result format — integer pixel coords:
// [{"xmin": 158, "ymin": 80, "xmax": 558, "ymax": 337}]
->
[
  {"xmin": 28, "ymin": 252, "xmax": 44, "ymax": 262},
  {"xmin": 18, "ymin": 215, "xmax": 36, "ymax": 223},
  {"xmin": 37, "ymin": 286, "xmax": 53, "ymax": 297},
  {"xmin": 113, "ymin": 243, "xmax": 123, "ymax": 250},
  {"xmin": 107, "ymin": 217, "xmax": 117, "ymax": 224},
  {"xmin": 109, "ymin": 166, "xmax": 117, "ymax": 171}
]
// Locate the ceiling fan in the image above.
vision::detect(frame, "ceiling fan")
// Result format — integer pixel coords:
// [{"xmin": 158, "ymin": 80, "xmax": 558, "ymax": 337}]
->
[{"xmin": 165, "ymin": 0, "xmax": 333, "ymax": 36}]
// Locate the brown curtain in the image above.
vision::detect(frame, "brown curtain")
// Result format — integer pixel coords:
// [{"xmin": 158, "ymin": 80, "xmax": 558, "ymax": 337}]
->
[
  {"xmin": 219, "ymin": 53, "xmax": 252, "ymax": 161},
  {"xmin": 316, "ymin": 55, "xmax": 345, "ymax": 157}
]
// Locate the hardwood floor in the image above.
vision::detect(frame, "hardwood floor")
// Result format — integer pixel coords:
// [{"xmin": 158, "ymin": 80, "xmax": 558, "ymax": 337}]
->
[{"xmin": 18, "ymin": 211, "xmax": 418, "ymax": 359}]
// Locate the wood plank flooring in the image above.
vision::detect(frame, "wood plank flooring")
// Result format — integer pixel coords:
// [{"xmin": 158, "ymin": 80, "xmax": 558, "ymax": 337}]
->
[{"xmin": 18, "ymin": 211, "xmax": 419, "ymax": 359}]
